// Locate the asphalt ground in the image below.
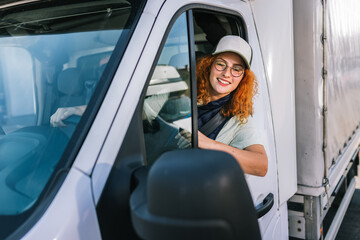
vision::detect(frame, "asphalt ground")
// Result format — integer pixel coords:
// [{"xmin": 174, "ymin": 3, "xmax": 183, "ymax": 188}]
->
[{"xmin": 335, "ymin": 165, "xmax": 360, "ymax": 240}]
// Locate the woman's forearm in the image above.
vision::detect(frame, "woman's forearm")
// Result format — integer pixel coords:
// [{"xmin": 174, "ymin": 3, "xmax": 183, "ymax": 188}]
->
[{"xmin": 198, "ymin": 132, "xmax": 268, "ymax": 176}]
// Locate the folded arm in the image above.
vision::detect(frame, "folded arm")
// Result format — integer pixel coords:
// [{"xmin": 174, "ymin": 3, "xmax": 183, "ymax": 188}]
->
[{"xmin": 198, "ymin": 131, "xmax": 268, "ymax": 177}]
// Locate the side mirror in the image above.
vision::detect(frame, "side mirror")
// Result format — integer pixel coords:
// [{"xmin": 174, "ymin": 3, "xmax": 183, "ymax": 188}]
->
[{"xmin": 130, "ymin": 149, "xmax": 261, "ymax": 240}]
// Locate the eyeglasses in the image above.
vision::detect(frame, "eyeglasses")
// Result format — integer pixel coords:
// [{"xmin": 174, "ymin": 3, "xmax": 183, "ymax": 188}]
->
[{"xmin": 214, "ymin": 59, "xmax": 245, "ymax": 77}]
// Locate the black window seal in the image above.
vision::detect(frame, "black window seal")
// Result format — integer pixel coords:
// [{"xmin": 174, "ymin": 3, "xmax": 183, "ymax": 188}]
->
[{"xmin": 187, "ymin": 9, "xmax": 198, "ymax": 147}]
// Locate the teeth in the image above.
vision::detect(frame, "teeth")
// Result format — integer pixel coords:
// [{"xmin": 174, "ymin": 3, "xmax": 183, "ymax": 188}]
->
[{"xmin": 218, "ymin": 78, "xmax": 230, "ymax": 85}]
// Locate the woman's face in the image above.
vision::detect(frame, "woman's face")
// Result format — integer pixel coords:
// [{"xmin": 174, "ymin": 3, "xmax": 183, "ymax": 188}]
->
[{"xmin": 208, "ymin": 52, "xmax": 245, "ymax": 101}]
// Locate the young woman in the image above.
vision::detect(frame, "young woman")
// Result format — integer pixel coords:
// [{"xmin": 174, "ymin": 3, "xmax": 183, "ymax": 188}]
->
[{"xmin": 196, "ymin": 35, "xmax": 268, "ymax": 177}]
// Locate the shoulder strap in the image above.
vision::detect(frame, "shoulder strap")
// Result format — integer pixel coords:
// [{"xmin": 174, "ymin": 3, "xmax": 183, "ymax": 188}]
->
[{"xmin": 199, "ymin": 111, "xmax": 226, "ymax": 137}]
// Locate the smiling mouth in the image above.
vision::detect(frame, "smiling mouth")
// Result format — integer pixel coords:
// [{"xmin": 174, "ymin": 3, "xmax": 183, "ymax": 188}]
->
[{"xmin": 217, "ymin": 78, "xmax": 230, "ymax": 85}]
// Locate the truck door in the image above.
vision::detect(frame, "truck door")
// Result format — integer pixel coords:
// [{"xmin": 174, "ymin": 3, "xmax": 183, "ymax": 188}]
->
[{"xmin": 95, "ymin": 2, "xmax": 280, "ymax": 239}]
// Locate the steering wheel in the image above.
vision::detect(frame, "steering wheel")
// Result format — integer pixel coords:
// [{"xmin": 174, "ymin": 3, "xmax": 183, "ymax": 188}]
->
[{"xmin": 62, "ymin": 115, "xmax": 81, "ymax": 126}]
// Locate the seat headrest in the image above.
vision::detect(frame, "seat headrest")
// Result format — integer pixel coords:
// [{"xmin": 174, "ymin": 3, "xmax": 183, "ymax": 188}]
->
[
  {"xmin": 169, "ymin": 51, "xmax": 206, "ymax": 69},
  {"xmin": 169, "ymin": 53, "xmax": 189, "ymax": 69},
  {"xmin": 57, "ymin": 68, "xmax": 83, "ymax": 95}
]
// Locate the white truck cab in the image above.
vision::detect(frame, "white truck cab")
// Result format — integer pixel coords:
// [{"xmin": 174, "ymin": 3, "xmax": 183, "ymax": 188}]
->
[{"xmin": 0, "ymin": 0, "xmax": 359, "ymax": 239}]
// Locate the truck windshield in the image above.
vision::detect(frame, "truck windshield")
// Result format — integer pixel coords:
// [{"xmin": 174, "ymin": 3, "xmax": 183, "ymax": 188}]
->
[{"xmin": 0, "ymin": 0, "xmax": 145, "ymax": 238}]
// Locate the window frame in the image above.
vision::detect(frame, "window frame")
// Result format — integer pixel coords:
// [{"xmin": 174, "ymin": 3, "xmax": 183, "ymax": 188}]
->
[{"xmin": 138, "ymin": 4, "xmax": 248, "ymax": 165}]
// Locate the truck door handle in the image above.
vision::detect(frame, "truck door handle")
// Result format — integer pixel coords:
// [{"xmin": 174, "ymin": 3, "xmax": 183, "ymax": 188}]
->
[{"xmin": 255, "ymin": 193, "xmax": 274, "ymax": 218}]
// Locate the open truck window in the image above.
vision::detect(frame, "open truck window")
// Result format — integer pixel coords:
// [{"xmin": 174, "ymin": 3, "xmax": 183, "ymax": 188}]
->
[
  {"xmin": 0, "ymin": 0, "xmax": 145, "ymax": 238},
  {"xmin": 141, "ymin": 10, "xmax": 245, "ymax": 166}
]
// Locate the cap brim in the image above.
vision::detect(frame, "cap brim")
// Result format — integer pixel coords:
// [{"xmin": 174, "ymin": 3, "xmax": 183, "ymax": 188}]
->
[{"xmin": 212, "ymin": 50, "xmax": 251, "ymax": 69}]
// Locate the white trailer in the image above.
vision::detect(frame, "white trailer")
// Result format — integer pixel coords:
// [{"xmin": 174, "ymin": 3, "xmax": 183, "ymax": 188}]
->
[
  {"xmin": 0, "ymin": 0, "xmax": 359, "ymax": 239},
  {"xmin": 289, "ymin": 0, "xmax": 360, "ymax": 238}
]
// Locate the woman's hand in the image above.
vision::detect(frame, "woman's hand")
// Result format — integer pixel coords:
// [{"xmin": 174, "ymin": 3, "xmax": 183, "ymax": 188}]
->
[
  {"xmin": 50, "ymin": 105, "xmax": 86, "ymax": 127},
  {"xmin": 175, "ymin": 128, "xmax": 192, "ymax": 149},
  {"xmin": 198, "ymin": 131, "xmax": 216, "ymax": 149}
]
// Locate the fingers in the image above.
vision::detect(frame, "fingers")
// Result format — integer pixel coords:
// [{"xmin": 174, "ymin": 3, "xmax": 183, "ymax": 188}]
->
[
  {"xmin": 174, "ymin": 133, "xmax": 180, "ymax": 140},
  {"xmin": 179, "ymin": 128, "xmax": 191, "ymax": 137},
  {"xmin": 177, "ymin": 134, "xmax": 191, "ymax": 149},
  {"xmin": 178, "ymin": 137, "xmax": 191, "ymax": 149},
  {"xmin": 50, "ymin": 106, "xmax": 86, "ymax": 127},
  {"xmin": 50, "ymin": 109, "xmax": 63, "ymax": 127},
  {"xmin": 50, "ymin": 108, "xmax": 73, "ymax": 127},
  {"xmin": 176, "ymin": 128, "xmax": 192, "ymax": 149},
  {"xmin": 50, "ymin": 116, "xmax": 66, "ymax": 127}
]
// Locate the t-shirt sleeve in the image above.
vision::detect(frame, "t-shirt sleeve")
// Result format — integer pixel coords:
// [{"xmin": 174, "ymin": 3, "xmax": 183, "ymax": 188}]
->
[{"xmin": 229, "ymin": 117, "xmax": 262, "ymax": 149}]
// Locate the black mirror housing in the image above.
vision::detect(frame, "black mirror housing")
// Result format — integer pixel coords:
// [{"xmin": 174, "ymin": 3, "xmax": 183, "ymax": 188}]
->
[{"xmin": 130, "ymin": 149, "xmax": 261, "ymax": 240}]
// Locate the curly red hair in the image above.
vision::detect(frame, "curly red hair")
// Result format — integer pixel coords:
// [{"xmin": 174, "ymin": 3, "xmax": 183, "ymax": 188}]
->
[{"xmin": 196, "ymin": 54, "xmax": 258, "ymax": 124}]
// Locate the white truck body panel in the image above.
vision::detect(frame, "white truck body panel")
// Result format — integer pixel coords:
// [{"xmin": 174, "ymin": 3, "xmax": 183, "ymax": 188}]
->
[
  {"xmin": 326, "ymin": 0, "xmax": 360, "ymax": 172},
  {"xmin": 294, "ymin": 0, "xmax": 360, "ymax": 196},
  {"xmin": 293, "ymin": 0, "xmax": 325, "ymax": 195},
  {"xmin": 249, "ymin": 0, "xmax": 297, "ymax": 205},
  {"xmin": 23, "ymin": 168, "xmax": 101, "ymax": 240}
]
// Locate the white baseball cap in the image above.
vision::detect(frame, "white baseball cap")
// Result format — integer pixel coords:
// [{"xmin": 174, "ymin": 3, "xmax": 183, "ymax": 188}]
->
[{"xmin": 212, "ymin": 35, "xmax": 252, "ymax": 69}]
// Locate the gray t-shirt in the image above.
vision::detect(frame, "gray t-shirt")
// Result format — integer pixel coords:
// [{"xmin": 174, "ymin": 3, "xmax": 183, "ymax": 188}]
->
[{"xmin": 215, "ymin": 116, "xmax": 262, "ymax": 149}]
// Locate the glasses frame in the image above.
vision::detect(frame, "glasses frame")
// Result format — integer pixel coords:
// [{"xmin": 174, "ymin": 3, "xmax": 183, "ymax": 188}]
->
[{"xmin": 214, "ymin": 59, "xmax": 245, "ymax": 78}]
